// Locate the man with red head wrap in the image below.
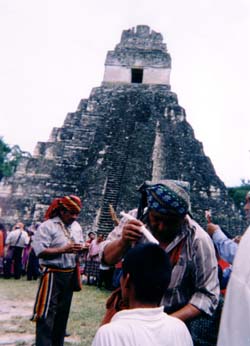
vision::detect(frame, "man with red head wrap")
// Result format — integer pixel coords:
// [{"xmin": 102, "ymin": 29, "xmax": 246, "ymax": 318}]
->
[{"xmin": 31, "ymin": 195, "xmax": 83, "ymax": 346}]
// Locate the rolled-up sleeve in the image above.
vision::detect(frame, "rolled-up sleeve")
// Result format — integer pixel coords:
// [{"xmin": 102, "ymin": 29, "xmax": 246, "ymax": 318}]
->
[
  {"xmin": 212, "ymin": 228, "xmax": 238, "ymax": 264},
  {"xmin": 99, "ymin": 209, "xmax": 138, "ymax": 262},
  {"xmin": 189, "ymin": 232, "xmax": 220, "ymax": 315},
  {"xmin": 32, "ymin": 222, "xmax": 52, "ymax": 256},
  {"xmin": 99, "ymin": 223, "xmax": 123, "ymax": 262}
]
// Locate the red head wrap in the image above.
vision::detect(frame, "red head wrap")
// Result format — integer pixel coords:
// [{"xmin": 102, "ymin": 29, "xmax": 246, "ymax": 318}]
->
[{"xmin": 45, "ymin": 195, "xmax": 82, "ymax": 220}]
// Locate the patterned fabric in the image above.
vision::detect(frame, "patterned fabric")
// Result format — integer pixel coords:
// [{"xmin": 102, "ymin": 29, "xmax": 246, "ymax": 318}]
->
[
  {"xmin": 45, "ymin": 195, "xmax": 82, "ymax": 220},
  {"xmin": 85, "ymin": 259, "xmax": 100, "ymax": 277},
  {"xmin": 146, "ymin": 181, "xmax": 190, "ymax": 216}
]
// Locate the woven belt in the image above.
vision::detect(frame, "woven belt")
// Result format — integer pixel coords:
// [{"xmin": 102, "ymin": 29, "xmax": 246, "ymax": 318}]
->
[{"xmin": 43, "ymin": 266, "xmax": 75, "ymax": 273}]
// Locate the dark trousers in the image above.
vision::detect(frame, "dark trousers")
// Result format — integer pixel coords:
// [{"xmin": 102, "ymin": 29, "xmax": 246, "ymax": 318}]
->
[
  {"xmin": 3, "ymin": 246, "xmax": 23, "ymax": 279},
  {"xmin": 27, "ymin": 249, "xmax": 40, "ymax": 280},
  {"xmin": 98, "ymin": 268, "xmax": 114, "ymax": 290},
  {"xmin": 36, "ymin": 271, "xmax": 74, "ymax": 346}
]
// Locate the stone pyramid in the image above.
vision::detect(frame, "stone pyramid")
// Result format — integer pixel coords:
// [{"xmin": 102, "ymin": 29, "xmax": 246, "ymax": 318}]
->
[{"xmin": 0, "ymin": 25, "xmax": 243, "ymax": 236}]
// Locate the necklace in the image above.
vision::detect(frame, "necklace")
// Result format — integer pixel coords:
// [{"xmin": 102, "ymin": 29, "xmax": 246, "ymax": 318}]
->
[{"xmin": 59, "ymin": 221, "xmax": 74, "ymax": 243}]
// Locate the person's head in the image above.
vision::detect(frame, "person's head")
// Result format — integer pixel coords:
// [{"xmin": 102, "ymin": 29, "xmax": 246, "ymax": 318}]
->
[
  {"xmin": 0, "ymin": 223, "xmax": 6, "ymax": 231},
  {"xmin": 13, "ymin": 222, "xmax": 25, "ymax": 230},
  {"xmin": 45, "ymin": 195, "xmax": 82, "ymax": 226},
  {"xmin": 144, "ymin": 180, "xmax": 190, "ymax": 243},
  {"xmin": 244, "ymin": 191, "xmax": 250, "ymax": 223},
  {"xmin": 121, "ymin": 243, "xmax": 172, "ymax": 307},
  {"xmin": 97, "ymin": 233, "xmax": 104, "ymax": 243},
  {"xmin": 88, "ymin": 231, "xmax": 96, "ymax": 240}
]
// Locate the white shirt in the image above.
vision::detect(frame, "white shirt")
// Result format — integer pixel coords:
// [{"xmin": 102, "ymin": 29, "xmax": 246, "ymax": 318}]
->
[
  {"xmin": 92, "ymin": 307, "xmax": 193, "ymax": 346},
  {"xmin": 217, "ymin": 226, "xmax": 250, "ymax": 346},
  {"xmin": 32, "ymin": 216, "xmax": 83, "ymax": 269},
  {"xmin": 5, "ymin": 229, "xmax": 29, "ymax": 248}
]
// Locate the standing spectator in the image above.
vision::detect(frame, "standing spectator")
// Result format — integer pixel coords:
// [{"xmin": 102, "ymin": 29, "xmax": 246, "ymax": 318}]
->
[
  {"xmin": 92, "ymin": 243, "xmax": 193, "ymax": 346},
  {"xmin": 206, "ymin": 191, "xmax": 250, "ymax": 288},
  {"xmin": 26, "ymin": 223, "xmax": 40, "ymax": 280},
  {"xmin": 206, "ymin": 191, "xmax": 250, "ymax": 266},
  {"xmin": 31, "ymin": 195, "xmax": 84, "ymax": 346},
  {"xmin": 85, "ymin": 231, "xmax": 96, "ymax": 247},
  {"xmin": 85, "ymin": 233, "xmax": 104, "ymax": 285},
  {"xmin": 82, "ymin": 232, "xmax": 96, "ymax": 269},
  {"xmin": 4, "ymin": 222, "xmax": 29, "ymax": 279},
  {"xmin": 0, "ymin": 223, "xmax": 7, "ymax": 275}
]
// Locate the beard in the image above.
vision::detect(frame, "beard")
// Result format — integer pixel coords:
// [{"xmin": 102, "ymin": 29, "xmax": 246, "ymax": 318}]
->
[{"xmin": 149, "ymin": 221, "xmax": 182, "ymax": 244}]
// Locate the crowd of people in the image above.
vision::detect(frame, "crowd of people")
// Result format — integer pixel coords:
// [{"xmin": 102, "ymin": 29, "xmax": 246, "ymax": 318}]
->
[
  {"xmin": 0, "ymin": 222, "xmax": 40, "ymax": 280},
  {"xmin": 0, "ymin": 220, "xmax": 114, "ymax": 288},
  {"xmin": 0, "ymin": 181, "xmax": 249, "ymax": 346}
]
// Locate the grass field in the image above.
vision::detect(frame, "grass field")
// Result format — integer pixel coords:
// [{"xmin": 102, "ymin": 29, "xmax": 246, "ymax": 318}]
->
[{"xmin": 0, "ymin": 277, "xmax": 110, "ymax": 345}]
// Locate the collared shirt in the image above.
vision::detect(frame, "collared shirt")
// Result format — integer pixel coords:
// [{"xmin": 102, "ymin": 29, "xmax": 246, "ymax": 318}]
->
[
  {"xmin": 211, "ymin": 227, "xmax": 238, "ymax": 264},
  {"xmin": 5, "ymin": 229, "xmax": 30, "ymax": 248},
  {"xmin": 100, "ymin": 209, "xmax": 219, "ymax": 316},
  {"xmin": 217, "ymin": 226, "xmax": 250, "ymax": 346},
  {"xmin": 32, "ymin": 216, "xmax": 83, "ymax": 269},
  {"xmin": 92, "ymin": 306, "xmax": 193, "ymax": 346}
]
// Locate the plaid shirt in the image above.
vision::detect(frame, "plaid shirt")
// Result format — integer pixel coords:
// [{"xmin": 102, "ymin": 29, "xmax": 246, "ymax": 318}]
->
[{"xmin": 100, "ymin": 210, "xmax": 219, "ymax": 316}]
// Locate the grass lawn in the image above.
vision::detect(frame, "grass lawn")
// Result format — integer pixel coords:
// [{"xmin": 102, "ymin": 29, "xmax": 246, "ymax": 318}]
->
[{"xmin": 0, "ymin": 277, "xmax": 110, "ymax": 345}]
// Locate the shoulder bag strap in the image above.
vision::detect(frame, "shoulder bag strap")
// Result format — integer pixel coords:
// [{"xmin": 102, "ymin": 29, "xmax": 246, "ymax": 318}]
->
[{"xmin": 14, "ymin": 231, "xmax": 23, "ymax": 246}]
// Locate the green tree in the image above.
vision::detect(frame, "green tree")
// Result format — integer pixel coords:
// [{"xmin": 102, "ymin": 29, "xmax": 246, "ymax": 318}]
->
[
  {"xmin": 0, "ymin": 137, "xmax": 31, "ymax": 180},
  {"xmin": 228, "ymin": 180, "xmax": 250, "ymax": 209}
]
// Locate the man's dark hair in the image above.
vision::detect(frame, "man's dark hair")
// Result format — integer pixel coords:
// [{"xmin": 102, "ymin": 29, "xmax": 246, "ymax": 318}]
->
[{"xmin": 122, "ymin": 243, "xmax": 172, "ymax": 305}]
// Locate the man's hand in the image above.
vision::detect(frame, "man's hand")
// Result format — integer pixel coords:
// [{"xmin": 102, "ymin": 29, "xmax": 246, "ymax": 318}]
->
[
  {"xmin": 122, "ymin": 219, "xmax": 143, "ymax": 245},
  {"xmin": 39, "ymin": 243, "xmax": 83, "ymax": 258},
  {"xmin": 205, "ymin": 210, "xmax": 219, "ymax": 236},
  {"xmin": 103, "ymin": 219, "xmax": 144, "ymax": 265},
  {"xmin": 63, "ymin": 243, "xmax": 83, "ymax": 254}
]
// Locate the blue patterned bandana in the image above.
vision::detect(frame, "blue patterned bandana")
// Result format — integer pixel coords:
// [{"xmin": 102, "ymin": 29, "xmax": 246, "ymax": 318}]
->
[{"xmin": 146, "ymin": 180, "xmax": 190, "ymax": 216}]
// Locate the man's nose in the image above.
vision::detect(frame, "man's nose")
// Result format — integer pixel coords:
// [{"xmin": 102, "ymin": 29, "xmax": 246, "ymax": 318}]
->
[{"xmin": 157, "ymin": 222, "xmax": 166, "ymax": 232}]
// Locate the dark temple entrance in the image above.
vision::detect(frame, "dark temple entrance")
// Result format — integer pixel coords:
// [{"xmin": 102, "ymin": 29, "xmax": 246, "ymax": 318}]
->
[{"xmin": 131, "ymin": 68, "xmax": 143, "ymax": 83}]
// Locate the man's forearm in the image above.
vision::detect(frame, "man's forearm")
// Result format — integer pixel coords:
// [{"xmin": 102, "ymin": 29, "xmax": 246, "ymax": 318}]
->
[
  {"xmin": 38, "ymin": 243, "xmax": 82, "ymax": 258},
  {"xmin": 38, "ymin": 247, "xmax": 67, "ymax": 259},
  {"xmin": 103, "ymin": 239, "xmax": 130, "ymax": 265},
  {"xmin": 170, "ymin": 303, "xmax": 201, "ymax": 322}
]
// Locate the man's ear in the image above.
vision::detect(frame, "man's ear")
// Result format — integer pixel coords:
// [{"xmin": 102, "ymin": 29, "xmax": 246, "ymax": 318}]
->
[{"xmin": 124, "ymin": 273, "xmax": 131, "ymax": 288}]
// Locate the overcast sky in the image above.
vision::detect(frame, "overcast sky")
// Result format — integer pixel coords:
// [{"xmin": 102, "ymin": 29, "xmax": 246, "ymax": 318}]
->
[{"xmin": 0, "ymin": 0, "xmax": 249, "ymax": 187}]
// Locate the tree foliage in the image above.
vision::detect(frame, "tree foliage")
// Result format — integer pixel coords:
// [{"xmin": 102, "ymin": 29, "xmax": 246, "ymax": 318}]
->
[
  {"xmin": 0, "ymin": 137, "xmax": 31, "ymax": 181},
  {"xmin": 228, "ymin": 180, "xmax": 250, "ymax": 209}
]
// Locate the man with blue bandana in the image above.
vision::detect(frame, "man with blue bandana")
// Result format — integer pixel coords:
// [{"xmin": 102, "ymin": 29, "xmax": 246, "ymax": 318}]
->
[{"xmin": 100, "ymin": 180, "xmax": 220, "ymax": 344}]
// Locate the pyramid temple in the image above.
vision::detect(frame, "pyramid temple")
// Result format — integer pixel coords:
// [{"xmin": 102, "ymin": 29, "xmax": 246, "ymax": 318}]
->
[{"xmin": 0, "ymin": 25, "xmax": 244, "ymax": 236}]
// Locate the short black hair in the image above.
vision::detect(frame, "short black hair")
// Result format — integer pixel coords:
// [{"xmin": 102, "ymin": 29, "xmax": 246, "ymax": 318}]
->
[{"xmin": 122, "ymin": 243, "xmax": 172, "ymax": 305}]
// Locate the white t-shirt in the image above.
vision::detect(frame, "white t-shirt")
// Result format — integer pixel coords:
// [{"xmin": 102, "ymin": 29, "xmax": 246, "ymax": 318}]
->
[
  {"xmin": 217, "ymin": 226, "xmax": 250, "ymax": 346},
  {"xmin": 92, "ymin": 306, "xmax": 193, "ymax": 346}
]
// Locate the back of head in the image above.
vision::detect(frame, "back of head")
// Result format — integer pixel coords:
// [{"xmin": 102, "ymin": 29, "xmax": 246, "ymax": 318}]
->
[{"xmin": 122, "ymin": 243, "xmax": 171, "ymax": 305}]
